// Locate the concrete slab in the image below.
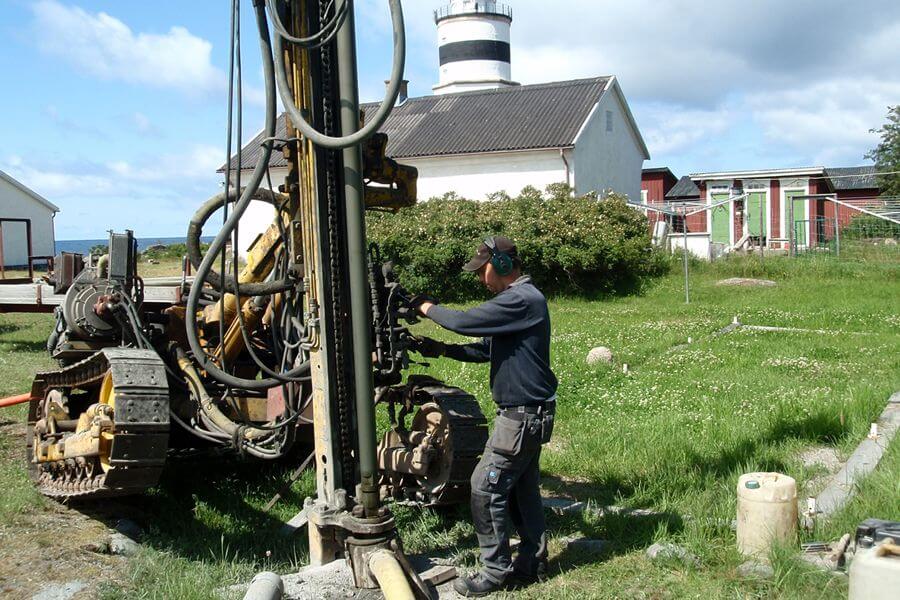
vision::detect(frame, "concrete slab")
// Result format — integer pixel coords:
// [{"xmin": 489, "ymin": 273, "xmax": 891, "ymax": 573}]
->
[{"xmin": 812, "ymin": 392, "xmax": 900, "ymax": 521}]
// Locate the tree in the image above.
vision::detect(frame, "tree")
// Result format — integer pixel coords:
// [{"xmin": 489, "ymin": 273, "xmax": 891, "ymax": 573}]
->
[{"xmin": 866, "ymin": 105, "xmax": 900, "ymax": 198}]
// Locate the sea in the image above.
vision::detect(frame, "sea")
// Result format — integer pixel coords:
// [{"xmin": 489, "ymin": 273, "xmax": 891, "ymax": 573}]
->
[{"xmin": 55, "ymin": 236, "xmax": 215, "ymax": 256}]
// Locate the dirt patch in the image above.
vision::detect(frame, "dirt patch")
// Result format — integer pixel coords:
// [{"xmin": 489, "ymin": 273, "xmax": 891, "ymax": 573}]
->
[
  {"xmin": 716, "ymin": 278, "xmax": 777, "ymax": 287},
  {"xmin": 798, "ymin": 445, "xmax": 843, "ymax": 496},
  {"xmin": 0, "ymin": 423, "xmax": 129, "ymax": 600}
]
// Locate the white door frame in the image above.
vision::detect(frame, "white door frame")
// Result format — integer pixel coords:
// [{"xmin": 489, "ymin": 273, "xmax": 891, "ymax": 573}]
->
[{"xmin": 780, "ymin": 178, "xmax": 810, "ymax": 246}]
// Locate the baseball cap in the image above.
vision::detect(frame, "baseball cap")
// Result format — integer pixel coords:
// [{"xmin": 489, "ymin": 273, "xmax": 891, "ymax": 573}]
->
[{"xmin": 462, "ymin": 235, "xmax": 518, "ymax": 272}]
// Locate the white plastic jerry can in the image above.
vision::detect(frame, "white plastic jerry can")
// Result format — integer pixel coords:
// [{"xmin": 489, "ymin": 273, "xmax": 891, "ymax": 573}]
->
[
  {"xmin": 849, "ymin": 542, "xmax": 900, "ymax": 600},
  {"xmin": 736, "ymin": 472, "xmax": 798, "ymax": 558}
]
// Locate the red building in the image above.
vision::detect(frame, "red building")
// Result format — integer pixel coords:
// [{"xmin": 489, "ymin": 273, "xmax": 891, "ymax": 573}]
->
[
  {"xmin": 640, "ymin": 167, "xmax": 678, "ymax": 229},
  {"xmin": 642, "ymin": 165, "xmax": 882, "ymax": 259}
]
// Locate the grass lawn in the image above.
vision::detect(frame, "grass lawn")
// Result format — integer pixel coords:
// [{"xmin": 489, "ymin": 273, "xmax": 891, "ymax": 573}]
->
[{"xmin": 0, "ymin": 254, "xmax": 897, "ymax": 599}]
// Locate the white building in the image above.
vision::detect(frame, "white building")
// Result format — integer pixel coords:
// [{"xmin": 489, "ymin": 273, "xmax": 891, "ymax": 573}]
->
[
  {"xmin": 228, "ymin": 0, "xmax": 648, "ymax": 251},
  {"xmin": 0, "ymin": 170, "xmax": 58, "ymax": 268}
]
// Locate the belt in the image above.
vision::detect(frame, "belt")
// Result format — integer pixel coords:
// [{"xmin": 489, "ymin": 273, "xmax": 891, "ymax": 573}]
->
[{"xmin": 499, "ymin": 396, "xmax": 556, "ymax": 415}]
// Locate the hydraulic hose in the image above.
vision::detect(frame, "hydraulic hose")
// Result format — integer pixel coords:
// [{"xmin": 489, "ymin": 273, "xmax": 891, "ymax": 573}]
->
[
  {"xmin": 368, "ymin": 551, "xmax": 415, "ymax": 600},
  {"xmin": 272, "ymin": 0, "xmax": 406, "ymax": 149},
  {"xmin": 186, "ymin": 187, "xmax": 293, "ymax": 296},
  {"xmin": 185, "ymin": 1, "xmax": 301, "ymax": 391}
]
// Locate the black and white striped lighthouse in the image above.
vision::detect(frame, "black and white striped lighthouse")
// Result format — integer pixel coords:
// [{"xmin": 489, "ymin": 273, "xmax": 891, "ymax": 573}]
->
[{"xmin": 433, "ymin": 1, "xmax": 518, "ymax": 95}]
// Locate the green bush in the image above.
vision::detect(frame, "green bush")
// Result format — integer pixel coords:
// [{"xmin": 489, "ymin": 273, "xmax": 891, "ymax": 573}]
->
[
  {"xmin": 366, "ymin": 185, "xmax": 668, "ymax": 301},
  {"xmin": 841, "ymin": 213, "xmax": 900, "ymax": 240}
]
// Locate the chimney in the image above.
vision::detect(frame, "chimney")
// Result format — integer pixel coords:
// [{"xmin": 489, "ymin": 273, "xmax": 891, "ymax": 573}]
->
[{"xmin": 387, "ymin": 79, "xmax": 409, "ymax": 106}]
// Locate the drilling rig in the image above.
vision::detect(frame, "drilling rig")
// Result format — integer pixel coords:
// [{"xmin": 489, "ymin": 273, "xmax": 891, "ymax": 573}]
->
[{"xmin": 2, "ymin": 1, "xmax": 488, "ymax": 595}]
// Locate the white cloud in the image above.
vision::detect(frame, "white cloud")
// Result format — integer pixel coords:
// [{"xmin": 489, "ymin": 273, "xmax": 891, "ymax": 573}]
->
[
  {"xmin": 747, "ymin": 78, "xmax": 898, "ymax": 165},
  {"xmin": 637, "ymin": 103, "xmax": 734, "ymax": 156},
  {"xmin": 31, "ymin": 1, "xmax": 224, "ymax": 97},
  {"xmin": 2, "ymin": 148, "xmax": 225, "ymax": 238}
]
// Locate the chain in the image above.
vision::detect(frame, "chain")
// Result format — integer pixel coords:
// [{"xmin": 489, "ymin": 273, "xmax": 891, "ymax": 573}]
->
[{"xmin": 316, "ymin": 0, "xmax": 356, "ymax": 485}]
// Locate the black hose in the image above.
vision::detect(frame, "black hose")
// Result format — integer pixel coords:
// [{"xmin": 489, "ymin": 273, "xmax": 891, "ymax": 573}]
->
[
  {"xmin": 185, "ymin": 2, "xmax": 301, "ymax": 391},
  {"xmin": 272, "ymin": 0, "xmax": 406, "ymax": 149},
  {"xmin": 186, "ymin": 187, "xmax": 293, "ymax": 296}
]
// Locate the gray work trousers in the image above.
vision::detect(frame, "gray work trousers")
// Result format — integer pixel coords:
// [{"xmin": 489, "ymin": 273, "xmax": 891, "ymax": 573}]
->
[{"xmin": 470, "ymin": 407, "xmax": 552, "ymax": 584}]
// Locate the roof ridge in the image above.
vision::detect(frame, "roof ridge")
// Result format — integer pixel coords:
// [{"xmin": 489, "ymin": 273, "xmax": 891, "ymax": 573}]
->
[{"xmin": 362, "ymin": 76, "xmax": 611, "ymax": 105}]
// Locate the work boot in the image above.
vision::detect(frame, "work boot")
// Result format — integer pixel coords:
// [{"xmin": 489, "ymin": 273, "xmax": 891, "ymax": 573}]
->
[{"xmin": 452, "ymin": 572, "xmax": 503, "ymax": 597}]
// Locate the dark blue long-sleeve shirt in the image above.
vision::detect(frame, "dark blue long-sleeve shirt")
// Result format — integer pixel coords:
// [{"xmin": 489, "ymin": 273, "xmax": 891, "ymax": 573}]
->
[{"xmin": 427, "ymin": 276, "xmax": 558, "ymax": 408}]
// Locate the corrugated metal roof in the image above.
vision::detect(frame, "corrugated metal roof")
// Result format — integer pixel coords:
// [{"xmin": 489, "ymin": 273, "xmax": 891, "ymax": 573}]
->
[
  {"xmin": 666, "ymin": 175, "xmax": 700, "ymax": 200},
  {"xmin": 826, "ymin": 166, "xmax": 878, "ymax": 191},
  {"xmin": 222, "ymin": 77, "xmax": 611, "ymax": 171}
]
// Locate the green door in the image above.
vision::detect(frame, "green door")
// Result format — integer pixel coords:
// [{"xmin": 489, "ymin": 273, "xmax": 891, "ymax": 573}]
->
[
  {"xmin": 710, "ymin": 193, "xmax": 730, "ymax": 244},
  {"xmin": 747, "ymin": 191, "xmax": 767, "ymax": 237},
  {"xmin": 785, "ymin": 190, "xmax": 807, "ymax": 246}
]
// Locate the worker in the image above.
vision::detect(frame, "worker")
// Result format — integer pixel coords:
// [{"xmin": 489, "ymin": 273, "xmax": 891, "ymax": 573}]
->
[{"xmin": 413, "ymin": 235, "xmax": 558, "ymax": 597}]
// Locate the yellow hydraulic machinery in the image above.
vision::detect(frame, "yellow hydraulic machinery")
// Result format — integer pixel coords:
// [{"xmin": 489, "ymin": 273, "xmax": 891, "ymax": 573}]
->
[{"xmin": 10, "ymin": 1, "xmax": 489, "ymax": 597}]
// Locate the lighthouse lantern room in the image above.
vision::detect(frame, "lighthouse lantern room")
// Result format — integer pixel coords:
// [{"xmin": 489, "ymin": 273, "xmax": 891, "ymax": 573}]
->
[{"xmin": 433, "ymin": 1, "xmax": 518, "ymax": 95}]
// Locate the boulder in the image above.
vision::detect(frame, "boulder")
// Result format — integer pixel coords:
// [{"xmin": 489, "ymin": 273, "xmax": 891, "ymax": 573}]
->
[
  {"xmin": 646, "ymin": 543, "xmax": 699, "ymax": 567},
  {"xmin": 586, "ymin": 346, "xmax": 614, "ymax": 365}
]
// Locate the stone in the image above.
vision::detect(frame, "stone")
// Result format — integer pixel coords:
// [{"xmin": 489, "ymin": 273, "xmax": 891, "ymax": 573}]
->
[
  {"xmin": 419, "ymin": 565, "xmax": 457, "ymax": 586},
  {"xmin": 566, "ymin": 538, "xmax": 610, "ymax": 554},
  {"xmin": 737, "ymin": 560, "xmax": 774, "ymax": 579},
  {"xmin": 799, "ymin": 553, "xmax": 838, "ymax": 571},
  {"xmin": 114, "ymin": 518, "xmax": 143, "ymax": 540},
  {"xmin": 32, "ymin": 581, "xmax": 87, "ymax": 600},
  {"xmin": 81, "ymin": 539, "xmax": 111, "ymax": 554},
  {"xmin": 716, "ymin": 278, "xmax": 777, "ymax": 287},
  {"xmin": 884, "ymin": 238, "xmax": 898, "ymax": 246},
  {"xmin": 109, "ymin": 532, "xmax": 140, "ymax": 556},
  {"xmin": 646, "ymin": 543, "xmax": 700, "ymax": 567},
  {"xmin": 586, "ymin": 346, "xmax": 614, "ymax": 365}
]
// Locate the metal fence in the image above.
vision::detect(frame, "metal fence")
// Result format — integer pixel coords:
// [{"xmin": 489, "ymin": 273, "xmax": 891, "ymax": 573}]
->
[{"xmin": 794, "ymin": 213, "xmax": 900, "ymax": 262}]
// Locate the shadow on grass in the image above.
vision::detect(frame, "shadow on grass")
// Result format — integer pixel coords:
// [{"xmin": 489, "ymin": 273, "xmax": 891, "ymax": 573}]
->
[
  {"xmin": 548, "ymin": 509, "xmax": 684, "ymax": 576},
  {"xmin": 0, "ymin": 340, "xmax": 49, "ymax": 353},
  {"xmin": 68, "ymin": 447, "xmax": 315, "ymax": 569},
  {"xmin": 0, "ymin": 322, "xmax": 23, "ymax": 336},
  {"xmin": 682, "ymin": 411, "xmax": 846, "ymax": 483}
]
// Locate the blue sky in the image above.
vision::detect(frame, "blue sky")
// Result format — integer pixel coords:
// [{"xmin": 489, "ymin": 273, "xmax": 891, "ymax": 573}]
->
[{"xmin": 2, "ymin": 1, "xmax": 898, "ymax": 239}]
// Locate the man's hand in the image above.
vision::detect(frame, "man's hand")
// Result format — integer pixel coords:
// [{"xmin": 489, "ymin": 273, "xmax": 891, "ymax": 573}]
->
[{"xmin": 410, "ymin": 336, "xmax": 447, "ymax": 358}]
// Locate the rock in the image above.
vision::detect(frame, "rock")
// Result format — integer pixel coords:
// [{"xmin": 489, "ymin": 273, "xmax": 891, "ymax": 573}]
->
[
  {"xmin": 114, "ymin": 518, "xmax": 143, "ymax": 540},
  {"xmin": 646, "ymin": 543, "xmax": 699, "ymax": 567},
  {"xmin": 419, "ymin": 565, "xmax": 457, "ymax": 586},
  {"xmin": 566, "ymin": 538, "xmax": 610, "ymax": 554},
  {"xmin": 885, "ymin": 238, "xmax": 898, "ymax": 246},
  {"xmin": 81, "ymin": 539, "xmax": 110, "ymax": 554},
  {"xmin": 586, "ymin": 346, "xmax": 614, "ymax": 365},
  {"xmin": 716, "ymin": 278, "xmax": 777, "ymax": 288},
  {"xmin": 737, "ymin": 560, "xmax": 774, "ymax": 579},
  {"xmin": 32, "ymin": 581, "xmax": 87, "ymax": 600},
  {"xmin": 109, "ymin": 532, "xmax": 140, "ymax": 556},
  {"xmin": 799, "ymin": 553, "xmax": 838, "ymax": 571},
  {"xmin": 542, "ymin": 497, "xmax": 586, "ymax": 515}
]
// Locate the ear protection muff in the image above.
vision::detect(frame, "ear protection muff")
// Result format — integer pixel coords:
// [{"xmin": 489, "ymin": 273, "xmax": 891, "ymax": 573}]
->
[{"xmin": 484, "ymin": 236, "xmax": 514, "ymax": 276}]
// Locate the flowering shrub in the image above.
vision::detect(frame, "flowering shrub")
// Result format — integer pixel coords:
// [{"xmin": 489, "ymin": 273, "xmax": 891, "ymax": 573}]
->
[{"xmin": 366, "ymin": 185, "xmax": 669, "ymax": 301}]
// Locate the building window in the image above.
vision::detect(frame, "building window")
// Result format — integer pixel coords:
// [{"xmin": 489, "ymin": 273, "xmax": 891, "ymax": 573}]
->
[
  {"xmin": 606, "ymin": 110, "xmax": 613, "ymax": 132},
  {"xmin": 671, "ymin": 214, "xmax": 686, "ymax": 233}
]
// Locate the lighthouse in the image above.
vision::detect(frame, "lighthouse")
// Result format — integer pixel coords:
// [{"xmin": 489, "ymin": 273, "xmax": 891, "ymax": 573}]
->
[{"xmin": 433, "ymin": 1, "xmax": 518, "ymax": 95}]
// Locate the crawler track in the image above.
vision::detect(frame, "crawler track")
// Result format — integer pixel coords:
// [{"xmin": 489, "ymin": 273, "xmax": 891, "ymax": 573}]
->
[{"xmin": 26, "ymin": 348, "xmax": 170, "ymax": 499}]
